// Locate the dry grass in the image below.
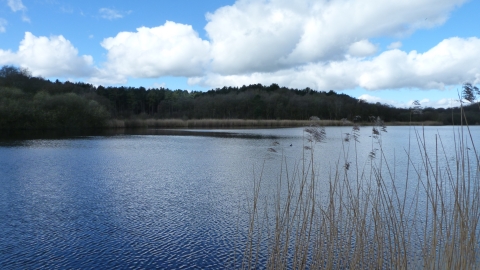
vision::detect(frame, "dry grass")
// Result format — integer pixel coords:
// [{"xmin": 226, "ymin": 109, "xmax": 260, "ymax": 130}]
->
[
  {"xmin": 106, "ymin": 118, "xmax": 348, "ymax": 128},
  {"xmin": 238, "ymin": 118, "xmax": 480, "ymax": 269},
  {"xmin": 387, "ymin": 121, "xmax": 443, "ymax": 126},
  {"xmin": 106, "ymin": 118, "xmax": 443, "ymax": 129}
]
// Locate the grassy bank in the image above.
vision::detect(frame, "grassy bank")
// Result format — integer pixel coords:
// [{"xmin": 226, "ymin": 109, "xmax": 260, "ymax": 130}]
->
[
  {"xmin": 237, "ymin": 119, "xmax": 480, "ymax": 269},
  {"xmin": 106, "ymin": 118, "xmax": 443, "ymax": 129}
]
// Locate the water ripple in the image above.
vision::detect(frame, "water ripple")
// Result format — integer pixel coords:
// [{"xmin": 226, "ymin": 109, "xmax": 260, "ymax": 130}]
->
[{"xmin": 1, "ymin": 127, "xmax": 478, "ymax": 269}]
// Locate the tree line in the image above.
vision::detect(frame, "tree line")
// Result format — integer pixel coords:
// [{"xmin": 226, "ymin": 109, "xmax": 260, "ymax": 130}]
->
[{"xmin": 0, "ymin": 65, "xmax": 479, "ymax": 129}]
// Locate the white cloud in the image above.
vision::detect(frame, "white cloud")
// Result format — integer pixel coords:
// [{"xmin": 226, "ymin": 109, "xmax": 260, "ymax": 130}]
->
[
  {"xmin": 149, "ymin": 82, "xmax": 167, "ymax": 89},
  {"xmin": 7, "ymin": 0, "xmax": 29, "ymax": 22},
  {"xmin": 87, "ymin": 68, "xmax": 127, "ymax": 86},
  {"xmin": 99, "ymin": 0, "xmax": 464, "ymax": 88},
  {"xmin": 189, "ymin": 37, "xmax": 480, "ymax": 91},
  {"xmin": 347, "ymin": 40, "xmax": 378, "ymax": 57},
  {"xmin": 0, "ymin": 32, "xmax": 95, "ymax": 77},
  {"xmin": 1, "ymin": 0, "xmax": 475, "ymax": 100},
  {"xmin": 7, "ymin": 0, "xmax": 26, "ymax": 12},
  {"xmin": 0, "ymin": 18, "xmax": 6, "ymax": 33},
  {"xmin": 388, "ymin": 41, "xmax": 402, "ymax": 50},
  {"xmin": 0, "ymin": 49, "xmax": 15, "ymax": 63},
  {"xmin": 99, "ymin": 8, "xmax": 124, "ymax": 20},
  {"xmin": 205, "ymin": 0, "xmax": 466, "ymax": 75},
  {"xmin": 100, "ymin": 21, "xmax": 210, "ymax": 79},
  {"xmin": 359, "ymin": 94, "xmax": 461, "ymax": 108},
  {"xmin": 433, "ymin": 98, "xmax": 461, "ymax": 108},
  {"xmin": 205, "ymin": 1, "xmax": 304, "ymax": 74},
  {"xmin": 358, "ymin": 37, "xmax": 480, "ymax": 89},
  {"xmin": 358, "ymin": 94, "xmax": 384, "ymax": 104},
  {"xmin": 20, "ymin": 14, "xmax": 29, "ymax": 22},
  {"xmin": 411, "ymin": 97, "xmax": 463, "ymax": 108}
]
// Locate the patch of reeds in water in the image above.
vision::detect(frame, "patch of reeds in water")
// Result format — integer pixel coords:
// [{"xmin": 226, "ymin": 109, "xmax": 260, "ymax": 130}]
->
[
  {"xmin": 107, "ymin": 119, "xmax": 348, "ymax": 129},
  {"xmin": 106, "ymin": 118, "xmax": 443, "ymax": 129},
  {"xmin": 237, "ymin": 117, "xmax": 480, "ymax": 269},
  {"xmin": 387, "ymin": 121, "xmax": 443, "ymax": 126}
]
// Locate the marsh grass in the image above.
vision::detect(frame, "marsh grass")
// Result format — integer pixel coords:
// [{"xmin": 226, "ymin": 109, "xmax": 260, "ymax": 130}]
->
[
  {"xmin": 387, "ymin": 121, "xmax": 443, "ymax": 126},
  {"xmin": 107, "ymin": 118, "xmax": 349, "ymax": 128},
  {"xmin": 106, "ymin": 118, "xmax": 443, "ymax": 129},
  {"xmin": 238, "ymin": 116, "xmax": 480, "ymax": 269}
]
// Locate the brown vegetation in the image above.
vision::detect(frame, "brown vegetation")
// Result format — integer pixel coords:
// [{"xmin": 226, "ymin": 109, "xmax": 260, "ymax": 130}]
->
[
  {"xmin": 106, "ymin": 118, "xmax": 347, "ymax": 129},
  {"xmin": 106, "ymin": 118, "xmax": 444, "ymax": 129},
  {"xmin": 237, "ymin": 117, "xmax": 480, "ymax": 269}
]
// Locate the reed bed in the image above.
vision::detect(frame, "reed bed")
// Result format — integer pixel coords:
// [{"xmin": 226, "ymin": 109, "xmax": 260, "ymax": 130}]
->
[
  {"xmin": 106, "ymin": 118, "xmax": 347, "ymax": 128},
  {"xmin": 387, "ymin": 121, "xmax": 443, "ymax": 126},
  {"xmin": 106, "ymin": 118, "xmax": 443, "ymax": 129},
  {"xmin": 237, "ymin": 118, "xmax": 480, "ymax": 269}
]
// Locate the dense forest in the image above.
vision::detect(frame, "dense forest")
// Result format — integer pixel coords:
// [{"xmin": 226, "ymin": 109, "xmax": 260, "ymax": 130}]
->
[{"xmin": 0, "ymin": 65, "xmax": 479, "ymax": 129}]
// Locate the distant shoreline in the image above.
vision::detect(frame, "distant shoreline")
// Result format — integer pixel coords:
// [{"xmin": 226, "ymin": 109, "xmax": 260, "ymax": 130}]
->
[
  {"xmin": 106, "ymin": 118, "xmax": 444, "ymax": 129},
  {"xmin": 0, "ymin": 118, "xmax": 451, "ymax": 132}
]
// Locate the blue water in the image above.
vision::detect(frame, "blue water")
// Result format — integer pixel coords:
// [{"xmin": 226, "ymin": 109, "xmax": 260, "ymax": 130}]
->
[{"xmin": 1, "ymin": 126, "xmax": 479, "ymax": 269}]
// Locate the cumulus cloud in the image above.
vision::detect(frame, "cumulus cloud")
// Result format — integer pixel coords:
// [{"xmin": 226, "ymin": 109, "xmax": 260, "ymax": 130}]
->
[
  {"xmin": 189, "ymin": 37, "xmax": 480, "ymax": 91},
  {"xmin": 388, "ymin": 41, "xmax": 403, "ymax": 50},
  {"xmin": 359, "ymin": 94, "xmax": 461, "ymax": 108},
  {"xmin": 87, "ymin": 68, "xmax": 127, "ymax": 86},
  {"xmin": 357, "ymin": 37, "xmax": 480, "ymax": 90},
  {"xmin": 358, "ymin": 94, "xmax": 385, "ymax": 104},
  {"xmin": 100, "ymin": 21, "xmax": 210, "ymax": 79},
  {"xmin": 205, "ymin": 0, "xmax": 466, "ymax": 75},
  {"xmin": 347, "ymin": 40, "xmax": 378, "ymax": 57},
  {"xmin": 1, "ymin": 0, "xmax": 475, "ymax": 97},
  {"xmin": 99, "ymin": 8, "xmax": 126, "ymax": 20},
  {"xmin": 432, "ymin": 98, "xmax": 462, "ymax": 108},
  {"xmin": 0, "ymin": 18, "xmax": 6, "ymax": 33},
  {"xmin": 0, "ymin": 32, "xmax": 95, "ymax": 77},
  {"xmin": 205, "ymin": 1, "xmax": 304, "ymax": 74}
]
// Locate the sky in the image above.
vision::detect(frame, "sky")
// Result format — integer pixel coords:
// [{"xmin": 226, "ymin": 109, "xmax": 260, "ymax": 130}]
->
[{"xmin": 1, "ymin": 0, "xmax": 479, "ymax": 108}]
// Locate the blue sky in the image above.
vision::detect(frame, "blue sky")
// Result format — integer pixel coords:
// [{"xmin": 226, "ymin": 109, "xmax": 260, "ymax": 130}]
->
[{"xmin": 1, "ymin": 0, "xmax": 479, "ymax": 108}]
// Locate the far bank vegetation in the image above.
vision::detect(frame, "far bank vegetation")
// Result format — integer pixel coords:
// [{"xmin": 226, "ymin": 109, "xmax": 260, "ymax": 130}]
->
[{"xmin": 0, "ymin": 65, "xmax": 479, "ymax": 130}]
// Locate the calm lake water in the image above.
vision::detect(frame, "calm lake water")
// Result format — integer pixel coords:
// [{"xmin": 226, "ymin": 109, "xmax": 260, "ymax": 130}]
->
[{"xmin": 1, "ymin": 126, "xmax": 479, "ymax": 269}]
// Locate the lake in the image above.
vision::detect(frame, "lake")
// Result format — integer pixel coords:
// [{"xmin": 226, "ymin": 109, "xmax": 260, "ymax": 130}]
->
[{"xmin": 1, "ymin": 126, "xmax": 479, "ymax": 269}]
